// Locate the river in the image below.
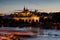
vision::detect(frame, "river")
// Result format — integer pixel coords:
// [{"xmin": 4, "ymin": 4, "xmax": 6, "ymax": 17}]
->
[
  {"xmin": 0, "ymin": 27, "xmax": 60, "ymax": 40},
  {"xmin": 20, "ymin": 30, "xmax": 60, "ymax": 40}
]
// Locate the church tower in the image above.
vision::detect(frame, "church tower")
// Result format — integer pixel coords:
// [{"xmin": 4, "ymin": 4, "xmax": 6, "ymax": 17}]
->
[{"xmin": 23, "ymin": 6, "xmax": 25, "ymax": 11}]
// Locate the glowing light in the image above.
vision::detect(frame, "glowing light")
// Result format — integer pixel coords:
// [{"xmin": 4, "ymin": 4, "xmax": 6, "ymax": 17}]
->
[
  {"xmin": 44, "ymin": 16, "xmax": 48, "ymax": 19},
  {"xmin": 15, "ymin": 12, "xmax": 18, "ymax": 15},
  {"xmin": 13, "ymin": 17, "xmax": 20, "ymax": 21},
  {"xmin": 29, "ymin": 26, "xmax": 32, "ymax": 30},
  {"xmin": 13, "ymin": 8, "xmax": 40, "ymax": 22}
]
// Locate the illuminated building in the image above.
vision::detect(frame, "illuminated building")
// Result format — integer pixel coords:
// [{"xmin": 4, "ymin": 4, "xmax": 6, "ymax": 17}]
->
[
  {"xmin": 44, "ymin": 16, "xmax": 48, "ymax": 19},
  {"xmin": 13, "ymin": 7, "xmax": 40, "ymax": 22},
  {"xmin": 0, "ymin": 14, "xmax": 5, "ymax": 16}
]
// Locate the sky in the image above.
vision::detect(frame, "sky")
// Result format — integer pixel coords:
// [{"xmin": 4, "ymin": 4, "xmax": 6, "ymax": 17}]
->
[{"xmin": 0, "ymin": 0, "xmax": 60, "ymax": 14}]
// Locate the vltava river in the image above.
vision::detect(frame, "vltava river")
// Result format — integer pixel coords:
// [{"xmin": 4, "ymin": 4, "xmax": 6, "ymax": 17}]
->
[{"xmin": 21, "ymin": 30, "xmax": 60, "ymax": 40}]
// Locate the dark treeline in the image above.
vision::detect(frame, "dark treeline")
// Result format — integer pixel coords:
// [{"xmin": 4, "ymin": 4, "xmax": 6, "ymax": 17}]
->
[{"xmin": 0, "ymin": 12, "xmax": 60, "ymax": 30}]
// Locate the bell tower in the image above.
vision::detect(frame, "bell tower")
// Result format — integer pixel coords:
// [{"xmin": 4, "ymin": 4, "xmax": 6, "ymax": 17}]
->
[
  {"xmin": 23, "ymin": 6, "xmax": 25, "ymax": 10},
  {"xmin": 23, "ymin": 6, "xmax": 26, "ymax": 11}
]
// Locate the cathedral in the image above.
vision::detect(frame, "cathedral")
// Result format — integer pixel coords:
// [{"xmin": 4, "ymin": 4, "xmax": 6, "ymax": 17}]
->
[{"xmin": 13, "ymin": 7, "xmax": 40, "ymax": 22}]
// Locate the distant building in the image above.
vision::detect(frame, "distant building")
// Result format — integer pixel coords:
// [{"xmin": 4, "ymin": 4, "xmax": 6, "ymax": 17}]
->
[
  {"xmin": 0, "ymin": 14, "xmax": 5, "ymax": 16},
  {"xmin": 13, "ymin": 7, "xmax": 40, "ymax": 22}
]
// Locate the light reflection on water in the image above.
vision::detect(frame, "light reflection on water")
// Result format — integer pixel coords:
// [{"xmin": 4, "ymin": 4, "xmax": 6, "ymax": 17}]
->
[
  {"xmin": 0, "ymin": 27, "xmax": 60, "ymax": 40},
  {"xmin": 20, "ymin": 36, "xmax": 60, "ymax": 40},
  {"xmin": 20, "ymin": 30, "xmax": 60, "ymax": 40}
]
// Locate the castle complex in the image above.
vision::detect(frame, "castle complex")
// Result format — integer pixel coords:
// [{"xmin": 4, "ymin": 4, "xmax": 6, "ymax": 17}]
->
[{"xmin": 13, "ymin": 7, "xmax": 40, "ymax": 22}]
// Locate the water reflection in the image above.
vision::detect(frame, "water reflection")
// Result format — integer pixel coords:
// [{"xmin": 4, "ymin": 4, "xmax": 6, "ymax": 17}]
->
[
  {"xmin": 20, "ymin": 30, "xmax": 60, "ymax": 40},
  {"xmin": 0, "ymin": 27, "xmax": 60, "ymax": 40}
]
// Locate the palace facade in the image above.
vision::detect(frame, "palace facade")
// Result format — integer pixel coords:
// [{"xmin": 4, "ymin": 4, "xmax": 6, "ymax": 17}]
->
[{"xmin": 13, "ymin": 7, "xmax": 40, "ymax": 22}]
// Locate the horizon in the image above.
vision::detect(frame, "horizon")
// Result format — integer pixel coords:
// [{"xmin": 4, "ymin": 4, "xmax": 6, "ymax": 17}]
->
[{"xmin": 0, "ymin": 0, "xmax": 60, "ymax": 14}]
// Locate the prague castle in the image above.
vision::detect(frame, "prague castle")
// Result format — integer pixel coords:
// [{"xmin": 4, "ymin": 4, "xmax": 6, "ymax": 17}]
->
[{"xmin": 13, "ymin": 7, "xmax": 40, "ymax": 22}]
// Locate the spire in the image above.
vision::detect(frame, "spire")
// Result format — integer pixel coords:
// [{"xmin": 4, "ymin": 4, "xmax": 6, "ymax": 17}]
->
[
  {"xmin": 24, "ymin": 6, "xmax": 25, "ymax": 11},
  {"xmin": 23, "ymin": 6, "xmax": 29, "ymax": 11},
  {"xmin": 35, "ymin": 9, "xmax": 38, "ymax": 13}
]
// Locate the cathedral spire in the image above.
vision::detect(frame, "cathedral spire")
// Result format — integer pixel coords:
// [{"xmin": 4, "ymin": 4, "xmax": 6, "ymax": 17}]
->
[{"xmin": 23, "ymin": 6, "xmax": 26, "ymax": 11}]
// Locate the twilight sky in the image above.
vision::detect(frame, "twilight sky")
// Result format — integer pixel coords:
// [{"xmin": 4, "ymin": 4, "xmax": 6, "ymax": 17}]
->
[{"xmin": 0, "ymin": 0, "xmax": 60, "ymax": 14}]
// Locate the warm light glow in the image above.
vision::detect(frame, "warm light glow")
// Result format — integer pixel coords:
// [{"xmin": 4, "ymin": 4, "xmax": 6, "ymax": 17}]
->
[
  {"xmin": 13, "ymin": 17, "xmax": 20, "ymax": 21},
  {"xmin": 20, "ymin": 11, "xmax": 32, "ymax": 16},
  {"xmin": 13, "ymin": 8, "xmax": 40, "ymax": 22},
  {"xmin": 44, "ymin": 16, "xmax": 48, "ymax": 19},
  {"xmin": 29, "ymin": 26, "xmax": 32, "ymax": 30},
  {"xmin": 0, "ymin": 14, "xmax": 5, "ymax": 16},
  {"xmin": 15, "ymin": 12, "xmax": 18, "ymax": 15}
]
